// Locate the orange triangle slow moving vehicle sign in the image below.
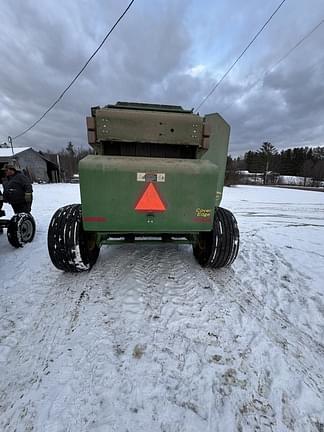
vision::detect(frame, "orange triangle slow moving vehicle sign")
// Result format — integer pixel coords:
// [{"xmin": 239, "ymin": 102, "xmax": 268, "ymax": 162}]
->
[{"xmin": 135, "ymin": 182, "xmax": 166, "ymax": 212}]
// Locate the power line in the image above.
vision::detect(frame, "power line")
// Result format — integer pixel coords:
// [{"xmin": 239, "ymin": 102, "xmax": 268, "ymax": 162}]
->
[
  {"xmin": 194, "ymin": 0, "xmax": 287, "ymax": 113},
  {"xmin": 223, "ymin": 17, "xmax": 324, "ymax": 113},
  {"xmin": 271, "ymin": 18, "xmax": 324, "ymax": 69},
  {"xmin": 12, "ymin": 0, "xmax": 135, "ymax": 141}
]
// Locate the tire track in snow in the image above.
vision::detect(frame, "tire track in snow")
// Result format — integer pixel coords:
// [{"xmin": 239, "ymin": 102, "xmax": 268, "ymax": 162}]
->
[
  {"xmin": 0, "ymin": 269, "xmax": 93, "ymax": 431},
  {"xmin": 74, "ymin": 244, "xmax": 223, "ymax": 429},
  {"xmin": 205, "ymin": 234, "xmax": 324, "ymax": 398},
  {"xmin": 20, "ymin": 245, "xmax": 175, "ymax": 431},
  {"xmin": 80, "ymin": 243, "xmax": 308, "ymax": 430},
  {"xmin": 103, "ymin": 245, "xmax": 234, "ymax": 427},
  {"xmin": 1, "ymin": 233, "xmax": 323, "ymax": 431},
  {"xmin": 152, "ymin": 238, "xmax": 324, "ymax": 430},
  {"xmin": 2, "ymin": 250, "xmax": 137, "ymax": 432}
]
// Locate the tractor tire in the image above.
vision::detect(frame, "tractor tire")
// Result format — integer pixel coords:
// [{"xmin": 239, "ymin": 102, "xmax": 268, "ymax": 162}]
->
[
  {"xmin": 7, "ymin": 213, "xmax": 36, "ymax": 248},
  {"xmin": 193, "ymin": 207, "xmax": 239, "ymax": 268},
  {"xmin": 47, "ymin": 204, "xmax": 100, "ymax": 272}
]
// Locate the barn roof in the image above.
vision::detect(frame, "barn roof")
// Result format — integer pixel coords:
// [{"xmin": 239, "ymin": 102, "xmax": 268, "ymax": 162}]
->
[{"xmin": 0, "ymin": 147, "xmax": 31, "ymax": 157}]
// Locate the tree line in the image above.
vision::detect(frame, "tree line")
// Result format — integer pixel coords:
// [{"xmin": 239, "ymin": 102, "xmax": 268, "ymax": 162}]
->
[{"xmin": 226, "ymin": 143, "xmax": 324, "ymax": 185}]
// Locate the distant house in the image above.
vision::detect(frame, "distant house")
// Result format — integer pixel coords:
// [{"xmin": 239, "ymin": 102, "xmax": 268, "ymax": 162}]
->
[
  {"xmin": 235, "ymin": 170, "xmax": 280, "ymax": 185},
  {"xmin": 0, "ymin": 147, "xmax": 60, "ymax": 182},
  {"xmin": 235, "ymin": 170, "xmax": 264, "ymax": 184}
]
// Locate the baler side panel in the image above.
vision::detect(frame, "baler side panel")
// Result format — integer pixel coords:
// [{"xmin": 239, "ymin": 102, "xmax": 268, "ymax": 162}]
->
[{"xmin": 201, "ymin": 113, "xmax": 230, "ymax": 207}]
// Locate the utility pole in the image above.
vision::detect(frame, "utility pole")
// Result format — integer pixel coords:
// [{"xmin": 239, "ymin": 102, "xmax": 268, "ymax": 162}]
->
[
  {"xmin": 8, "ymin": 136, "xmax": 14, "ymax": 158},
  {"xmin": 56, "ymin": 154, "xmax": 61, "ymax": 183}
]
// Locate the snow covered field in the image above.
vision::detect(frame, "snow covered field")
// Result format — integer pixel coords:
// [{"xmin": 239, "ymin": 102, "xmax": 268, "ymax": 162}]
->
[{"xmin": 0, "ymin": 184, "xmax": 323, "ymax": 432}]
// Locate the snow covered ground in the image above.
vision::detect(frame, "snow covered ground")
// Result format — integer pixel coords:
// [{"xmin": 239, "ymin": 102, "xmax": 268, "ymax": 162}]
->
[{"xmin": 0, "ymin": 184, "xmax": 323, "ymax": 432}]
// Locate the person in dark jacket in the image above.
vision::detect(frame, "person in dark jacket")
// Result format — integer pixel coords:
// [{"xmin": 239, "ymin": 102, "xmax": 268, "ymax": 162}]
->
[{"xmin": 2, "ymin": 164, "xmax": 33, "ymax": 213}]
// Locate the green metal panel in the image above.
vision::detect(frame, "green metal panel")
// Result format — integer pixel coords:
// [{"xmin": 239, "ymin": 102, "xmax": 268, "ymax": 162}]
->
[
  {"xmin": 96, "ymin": 108, "xmax": 203, "ymax": 146},
  {"xmin": 201, "ymin": 113, "xmax": 230, "ymax": 207},
  {"xmin": 79, "ymin": 156, "xmax": 218, "ymax": 233}
]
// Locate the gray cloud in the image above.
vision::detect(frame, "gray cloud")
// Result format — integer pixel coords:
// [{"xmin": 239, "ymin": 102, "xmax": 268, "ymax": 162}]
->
[{"xmin": 1, "ymin": 0, "xmax": 324, "ymax": 156}]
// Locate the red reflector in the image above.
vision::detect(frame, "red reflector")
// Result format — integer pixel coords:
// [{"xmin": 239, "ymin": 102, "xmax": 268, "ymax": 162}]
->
[
  {"xmin": 83, "ymin": 216, "xmax": 107, "ymax": 222},
  {"xmin": 135, "ymin": 182, "xmax": 166, "ymax": 212}
]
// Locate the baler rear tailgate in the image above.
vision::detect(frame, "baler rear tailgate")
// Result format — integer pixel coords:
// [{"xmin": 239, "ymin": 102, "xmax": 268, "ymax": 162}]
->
[{"xmin": 79, "ymin": 156, "xmax": 218, "ymax": 233}]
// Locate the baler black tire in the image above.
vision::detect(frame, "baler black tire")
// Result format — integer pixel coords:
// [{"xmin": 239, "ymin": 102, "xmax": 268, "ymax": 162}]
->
[
  {"xmin": 193, "ymin": 207, "xmax": 239, "ymax": 269},
  {"xmin": 7, "ymin": 213, "xmax": 36, "ymax": 248},
  {"xmin": 47, "ymin": 204, "xmax": 100, "ymax": 272}
]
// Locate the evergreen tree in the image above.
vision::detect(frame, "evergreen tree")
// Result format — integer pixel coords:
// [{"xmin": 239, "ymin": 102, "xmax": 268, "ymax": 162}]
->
[
  {"xmin": 245, "ymin": 150, "xmax": 262, "ymax": 173},
  {"xmin": 66, "ymin": 141, "xmax": 75, "ymax": 156},
  {"xmin": 258, "ymin": 142, "xmax": 278, "ymax": 184}
]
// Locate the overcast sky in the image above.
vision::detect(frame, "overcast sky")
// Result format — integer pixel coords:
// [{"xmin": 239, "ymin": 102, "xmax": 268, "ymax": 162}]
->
[{"xmin": 0, "ymin": 0, "xmax": 324, "ymax": 156}]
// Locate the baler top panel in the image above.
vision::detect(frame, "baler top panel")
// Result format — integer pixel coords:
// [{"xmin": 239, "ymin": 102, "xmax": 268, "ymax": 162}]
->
[
  {"xmin": 94, "ymin": 106, "xmax": 203, "ymax": 146},
  {"xmin": 105, "ymin": 101, "xmax": 193, "ymax": 113}
]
